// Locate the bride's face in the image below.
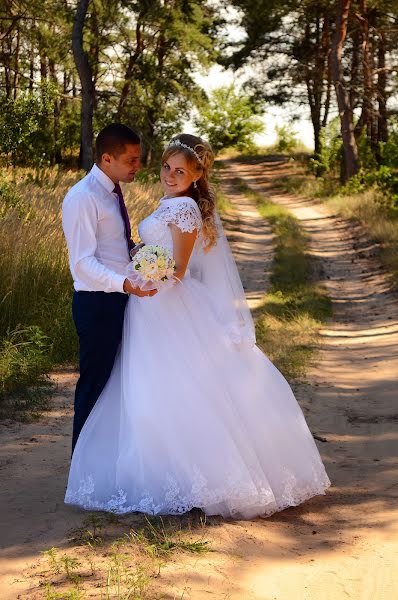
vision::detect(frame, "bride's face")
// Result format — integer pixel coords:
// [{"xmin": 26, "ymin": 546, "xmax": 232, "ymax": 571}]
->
[{"xmin": 160, "ymin": 152, "xmax": 197, "ymax": 197}]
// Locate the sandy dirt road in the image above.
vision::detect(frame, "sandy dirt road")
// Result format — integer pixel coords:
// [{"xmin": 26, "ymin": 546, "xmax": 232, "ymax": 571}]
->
[{"xmin": 0, "ymin": 158, "xmax": 397, "ymax": 599}]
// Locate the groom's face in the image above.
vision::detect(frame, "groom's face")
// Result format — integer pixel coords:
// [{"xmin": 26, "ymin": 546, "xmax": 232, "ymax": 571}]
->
[{"xmin": 102, "ymin": 144, "xmax": 141, "ymax": 183}]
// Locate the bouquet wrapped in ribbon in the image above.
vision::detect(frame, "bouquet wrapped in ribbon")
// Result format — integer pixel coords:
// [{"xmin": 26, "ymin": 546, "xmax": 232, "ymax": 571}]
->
[{"xmin": 126, "ymin": 245, "xmax": 176, "ymax": 291}]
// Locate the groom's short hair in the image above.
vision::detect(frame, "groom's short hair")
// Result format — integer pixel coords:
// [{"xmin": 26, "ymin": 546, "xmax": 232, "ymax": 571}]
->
[{"xmin": 96, "ymin": 124, "xmax": 141, "ymax": 161}]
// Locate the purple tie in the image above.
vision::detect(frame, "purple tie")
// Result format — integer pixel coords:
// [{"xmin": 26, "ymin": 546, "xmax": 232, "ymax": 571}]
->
[{"xmin": 113, "ymin": 183, "xmax": 134, "ymax": 253}]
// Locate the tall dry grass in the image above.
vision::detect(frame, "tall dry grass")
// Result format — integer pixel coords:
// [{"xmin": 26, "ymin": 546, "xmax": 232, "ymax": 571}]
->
[{"xmin": 0, "ymin": 165, "xmax": 160, "ymax": 402}]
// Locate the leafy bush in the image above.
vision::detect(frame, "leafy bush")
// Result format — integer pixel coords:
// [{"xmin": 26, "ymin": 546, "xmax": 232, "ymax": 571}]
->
[
  {"xmin": 309, "ymin": 117, "xmax": 398, "ymax": 204},
  {"xmin": 0, "ymin": 325, "xmax": 51, "ymax": 398},
  {"xmin": 0, "ymin": 178, "xmax": 28, "ymax": 218},
  {"xmin": 339, "ymin": 166, "xmax": 398, "ymax": 209},
  {"xmin": 274, "ymin": 125, "xmax": 298, "ymax": 153},
  {"xmin": 195, "ymin": 85, "xmax": 264, "ymax": 154},
  {"xmin": 309, "ymin": 118, "xmax": 342, "ymax": 176},
  {"xmin": 0, "ymin": 84, "xmax": 80, "ymax": 166}
]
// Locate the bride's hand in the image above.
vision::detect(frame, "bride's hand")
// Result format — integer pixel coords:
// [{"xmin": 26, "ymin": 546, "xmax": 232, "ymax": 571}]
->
[{"xmin": 123, "ymin": 279, "xmax": 157, "ymax": 296}]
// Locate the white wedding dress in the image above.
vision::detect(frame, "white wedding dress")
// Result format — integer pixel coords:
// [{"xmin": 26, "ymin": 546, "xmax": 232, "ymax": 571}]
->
[{"xmin": 65, "ymin": 196, "xmax": 330, "ymax": 519}]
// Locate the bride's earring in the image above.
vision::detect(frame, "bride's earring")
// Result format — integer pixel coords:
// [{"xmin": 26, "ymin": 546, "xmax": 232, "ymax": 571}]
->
[{"xmin": 193, "ymin": 180, "xmax": 197, "ymax": 189}]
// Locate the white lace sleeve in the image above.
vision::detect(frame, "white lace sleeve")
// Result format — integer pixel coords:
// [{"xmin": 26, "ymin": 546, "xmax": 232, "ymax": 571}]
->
[{"xmin": 158, "ymin": 200, "xmax": 202, "ymax": 233}]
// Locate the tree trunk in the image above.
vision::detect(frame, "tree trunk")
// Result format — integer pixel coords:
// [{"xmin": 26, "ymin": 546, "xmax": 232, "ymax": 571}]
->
[
  {"xmin": 29, "ymin": 39, "xmax": 34, "ymax": 92},
  {"xmin": 117, "ymin": 17, "xmax": 145, "ymax": 119},
  {"xmin": 49, "ymin": 59, "xmax": 62, "ymax": 164},
  {"xmin": 3, "ymin": 38, "xmax": 12, "ymax": 99},
  {"xmin": 376, "ymin": 29, "xmax": 388, "ymax": 164},
  {"xmin": 322, "ymin": 55, "xmax": 332, "ymax": 129},
  {"xmin": 89, "ymin": 4, "xmax": 99, "ymax": 112},
  {"xmin": 39, "ymin": 32, "xmax": 48, "ymax": 85},
  {"xmin": 306, "ymin": 73, "xmax": 322, "ymax": 166},
  {"xmin": 72, "ymin": 0, "xmax": 95, "ymax": 170},
  {"xmin": 330, "ymin": 0, "xmax": 359, "ymax": 181},
  {"xmin": 303, "ymin": 15, "xmax": 331, "ymax": 175},
  {"xmin": 349, "ymin": 24, "xmax": 361, "ymax": 114},
  {"xmin": 356, "ymin": 1, "xmax": 373, "ymax": 147},
  {"xmin": 12, "ymin": 26, "xmax": 20, "ymax": 99},
  {"xmin": 141, "ymin": 108, "xmax": 156, "ymax": 166},
  {"xmin": 321, "ymin": 16, "xmax": 331, "ymax": 129},
  {"xmin": 311, "ymin": 15, "xmax": 330, "ymax": 174}
]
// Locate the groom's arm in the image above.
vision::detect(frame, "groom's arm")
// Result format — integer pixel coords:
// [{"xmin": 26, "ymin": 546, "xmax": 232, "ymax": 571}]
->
[
  {"xmin": 62, "ymin": 191, "xmax": 127, "ymax": 293},
  {"xmin": 63, "ymin": 192, "xmax": 156, "ymax": 297}
]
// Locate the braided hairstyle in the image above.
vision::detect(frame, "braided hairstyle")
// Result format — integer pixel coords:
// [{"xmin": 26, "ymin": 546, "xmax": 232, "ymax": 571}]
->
[{"xmin": 162, "ymin": 133, "xmax": 217, "ymax": 250}]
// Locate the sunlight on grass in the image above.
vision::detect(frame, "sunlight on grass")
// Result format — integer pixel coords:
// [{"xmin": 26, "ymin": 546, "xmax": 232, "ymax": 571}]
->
[{"xmin": 38, "ymin": 511, "xmax": 212, "ymax": 599}]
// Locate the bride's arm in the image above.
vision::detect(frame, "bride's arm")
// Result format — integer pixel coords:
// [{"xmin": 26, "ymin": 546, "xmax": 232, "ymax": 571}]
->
[{"xmin": 169, "ymin": 223, "xmax": 197, "ymax": 280}]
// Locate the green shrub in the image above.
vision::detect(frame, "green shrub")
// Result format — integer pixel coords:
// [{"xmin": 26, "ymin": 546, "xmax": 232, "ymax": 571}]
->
[
  {"xmin": 0, "ymin": 178, "xmax": 28, "ymax": 218},
  {"xmin": 366, "ymin": 166, "xmax": 398, "ymax": 208},
  {"xmin": 195, "ymin": 85, "xmax": 264, "ymax": 154},
  {"xmin": 0, "ymin": 325, "xmax": 51, "ymax": 397},
  {"xmin": 0, "ymin": 84, "xmax": 80, "ymax": 166},
  {"xmin": 274, "ymin": 125, "xmax": 298, "ymax": 153},
  {"xmin": 309, "ymin": 119, "xmax": 342, "ymax": 176}
]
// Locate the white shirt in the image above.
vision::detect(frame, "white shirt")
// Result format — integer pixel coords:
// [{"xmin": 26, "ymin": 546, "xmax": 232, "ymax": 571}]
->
[{"xmin": 62, "ymin": 164, "xmax": 130, "ymax": 293}]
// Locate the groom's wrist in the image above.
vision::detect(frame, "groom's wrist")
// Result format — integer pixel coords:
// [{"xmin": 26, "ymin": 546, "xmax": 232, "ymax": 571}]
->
[{"xmin": 113, "ymin": 273, "xmax": 127, "ymax": 294}]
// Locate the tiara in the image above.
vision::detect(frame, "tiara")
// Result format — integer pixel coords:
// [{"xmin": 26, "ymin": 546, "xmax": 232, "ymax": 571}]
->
[{"xmin": 167, "ymin": 139, "xmax": 202, "ymax": 163}]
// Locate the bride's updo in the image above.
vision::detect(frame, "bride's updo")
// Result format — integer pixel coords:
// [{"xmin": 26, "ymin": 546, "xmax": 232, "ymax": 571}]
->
[{"xmin": 162, "ymin": 133, "xmax": 217, "ymax": 250}]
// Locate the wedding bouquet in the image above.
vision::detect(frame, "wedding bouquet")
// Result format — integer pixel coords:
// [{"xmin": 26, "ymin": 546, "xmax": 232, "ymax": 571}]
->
[{"xmin": 126, "ymin": 245, "xmax": 176, "ymax": 291}]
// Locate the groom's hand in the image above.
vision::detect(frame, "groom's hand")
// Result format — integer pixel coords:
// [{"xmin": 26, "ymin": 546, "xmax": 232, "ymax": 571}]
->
[
  {"xmin": 130, "ymin": 242, "xmax": 145, "ymax": 259},
  {"xmin": 123, "ymin": 279, "xmax": 157, "ymax": 296}
]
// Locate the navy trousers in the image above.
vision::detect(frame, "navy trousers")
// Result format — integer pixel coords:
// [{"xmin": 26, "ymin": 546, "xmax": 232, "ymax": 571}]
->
[{"xmin": 71, "ymin": 291, "xmax": 128, "ymax": 452}]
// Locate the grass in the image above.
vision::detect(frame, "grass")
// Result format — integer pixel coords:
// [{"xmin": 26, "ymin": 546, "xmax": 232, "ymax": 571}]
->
[
  {"xmin": 0, "ymin": 165, "xmax": 160, "ymax": 416},
  {"xmin": 212, "ymin": 161, "xmax": 233, "ymax": 214},
  {"xmin": 34, "ymin": 511, "xmax": 212, "ymax": 599},
  {"xmin": 273, "ymin": 167, "xmax": 398, "ymax": 286},
  {"xmin": 218, "ymin": 145, "xmax": 312, "ymax": 162},
  {"xmin": 233, "ymin": 178, "xmax": 332, "ymax": 380}
]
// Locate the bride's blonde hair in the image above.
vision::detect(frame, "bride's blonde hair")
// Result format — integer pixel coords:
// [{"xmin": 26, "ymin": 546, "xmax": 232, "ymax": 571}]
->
[{"xmin": 162, "ymin": 133, "xmax": 217, "ymax": 250}]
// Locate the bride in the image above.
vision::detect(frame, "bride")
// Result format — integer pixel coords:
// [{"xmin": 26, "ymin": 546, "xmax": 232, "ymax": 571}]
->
[{"xmin": 65, "ymin": 133, "xmax": 330, "ymax": 520}]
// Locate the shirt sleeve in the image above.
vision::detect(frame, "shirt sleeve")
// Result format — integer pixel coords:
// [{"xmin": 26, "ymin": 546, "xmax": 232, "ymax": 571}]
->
[{"xmin": 62, "ymin": 191, "xmax": 126, "ymax": 293}]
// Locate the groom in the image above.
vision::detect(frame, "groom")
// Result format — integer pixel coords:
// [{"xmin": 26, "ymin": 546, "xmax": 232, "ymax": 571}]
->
[{"xmin": 62, "ymin": 123, "xmax": 155, "ymax": 452}]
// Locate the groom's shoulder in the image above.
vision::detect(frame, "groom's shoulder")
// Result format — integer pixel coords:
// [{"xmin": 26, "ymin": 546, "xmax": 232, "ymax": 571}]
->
[{"xmin": 63, "ymin": 171, "xmax": 98, "ymax": 209}]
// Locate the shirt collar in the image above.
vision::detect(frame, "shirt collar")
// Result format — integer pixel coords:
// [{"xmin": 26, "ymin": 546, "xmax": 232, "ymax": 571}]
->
[{"xmin": 90, "ymin": 163, "xmax": 116, "ymax": 193}]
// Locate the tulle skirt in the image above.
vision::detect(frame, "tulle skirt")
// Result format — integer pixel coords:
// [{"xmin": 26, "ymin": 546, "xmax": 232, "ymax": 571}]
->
[{"xmin": 65, "ymin": 275, "xmax": 330, "ymax": 519}]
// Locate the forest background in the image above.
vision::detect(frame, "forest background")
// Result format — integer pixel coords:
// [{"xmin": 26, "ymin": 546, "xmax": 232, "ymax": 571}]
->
[{"xmin": 1, "ymin": 0, "xmax": 398, "ymax": 409}]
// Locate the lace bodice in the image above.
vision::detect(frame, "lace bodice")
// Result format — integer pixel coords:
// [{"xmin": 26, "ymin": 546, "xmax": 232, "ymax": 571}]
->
[{"xmin": 138, "ymin": 196, "xmax": 202, "ymax": 255}]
